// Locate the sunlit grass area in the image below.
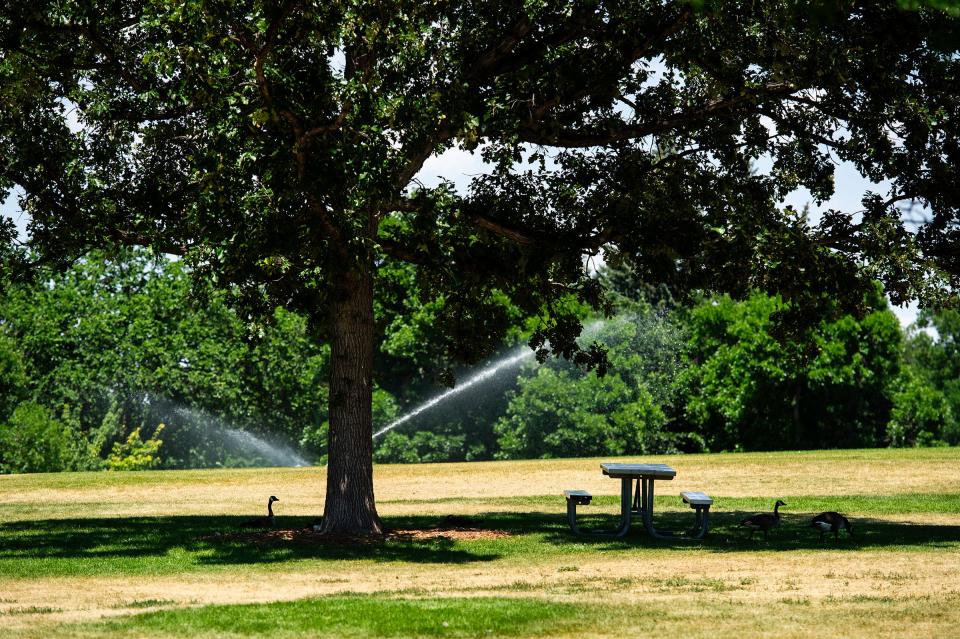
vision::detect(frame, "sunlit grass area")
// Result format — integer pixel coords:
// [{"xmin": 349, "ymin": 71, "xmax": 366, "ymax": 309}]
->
[
  {"xmin": 21, "ymin": 593, "xmax": 960, "ymax": 639},
  {"xmin": 2, "ymin": 448, "xmax": 960, "ymax": 637}
]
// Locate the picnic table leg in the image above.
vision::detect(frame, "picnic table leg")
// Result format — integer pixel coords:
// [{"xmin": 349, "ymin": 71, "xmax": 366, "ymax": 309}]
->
[
  {"xmin": 642, "ymin": 478, "xmax": 654, "ymax": 531},
  {"xmin": 641, "ymin": 478, "xmax": 674, "ymax": 539},
  {"xmin": 686, "ymin": 506, "xmax": 710, "ymax": 539},
  {"xmin": 566, "ymin": 499, "xmax": 582, "ymax": 535},
  {"xmin": 613, "ymin": 476, "xmax": 632, "ymax": 537}
]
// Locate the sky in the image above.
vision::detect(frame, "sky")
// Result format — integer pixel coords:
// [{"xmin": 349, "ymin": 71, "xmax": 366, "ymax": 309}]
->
[{"xmin": 2, "ymin": 146, "xmax": 921, "ymax": 326}]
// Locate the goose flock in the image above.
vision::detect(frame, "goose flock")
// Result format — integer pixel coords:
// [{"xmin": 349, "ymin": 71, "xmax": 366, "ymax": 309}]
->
[{"xmin": 739, "ymin": 500, "xmax": 854, "ymax": 541}]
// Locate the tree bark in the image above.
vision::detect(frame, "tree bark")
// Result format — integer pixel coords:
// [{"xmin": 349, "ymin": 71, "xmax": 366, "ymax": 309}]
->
[
  {"xmin": 791, "ymin": 383, "xmax": 803, "ymax": 448},
  {"xmin": 319, "ymin": 249, "xmax": 384, "ymax": 535}
]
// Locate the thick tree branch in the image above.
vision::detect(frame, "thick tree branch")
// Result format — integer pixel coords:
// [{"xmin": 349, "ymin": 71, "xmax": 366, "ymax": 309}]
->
[
  {"xmin": 232, "ymin": 2, "xmax": 307, "ymax": 141},
  {"xmin": 470, "ymin": 12, "xmax": 534, "ymax": 78},
  {"xmin": 468, "ymin": 212, "xmax": 538, "ymax": 246},
  {"xmin": 762, "ymin": 109, "xmax": 843, "ymax": 149},
  {"xmin": 519, "ymin": 82, "xmax": 798, "ymax": 147},
  {"xmin": 377, "ymin": 237, "xmax": 430, "ymax": 264},
  {"xmin": 499, "ymin": 6, "xmax": 693, "ymax": 125},
  {"xmin": 393, "ymin": 118, "xmax": 454, "ymax": 191},
  {"xmin": 466, "ymin": 210, "xmax": 619, "ymax": 253},
  {"xmin": 625, "ymin": 6, "xmax": 693, "ymax": 61}
]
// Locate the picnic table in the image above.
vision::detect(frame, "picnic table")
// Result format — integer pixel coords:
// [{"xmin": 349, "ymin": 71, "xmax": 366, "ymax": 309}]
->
[{"xmin": 564, "ymin": 462, "xmax": 712, "ymax": 539}]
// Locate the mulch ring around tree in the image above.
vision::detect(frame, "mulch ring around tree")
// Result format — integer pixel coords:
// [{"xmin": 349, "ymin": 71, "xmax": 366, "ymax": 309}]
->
[{"xmin": 201, "ymin": 526, "xmax": 512, "ymax": 545}]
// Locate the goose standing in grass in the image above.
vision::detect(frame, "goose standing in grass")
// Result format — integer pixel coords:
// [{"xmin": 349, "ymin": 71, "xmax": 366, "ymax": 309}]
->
[
  {"xmin": 740, "ymin": 500, "xmax": 786, "ymax": 540},
  {"xmin": 240, "ymin": 495, "xmax": 279, "ymax": 528},
  {"xmin": 811, "ymin": 511, "xmax": 853, "ymax": 541}
]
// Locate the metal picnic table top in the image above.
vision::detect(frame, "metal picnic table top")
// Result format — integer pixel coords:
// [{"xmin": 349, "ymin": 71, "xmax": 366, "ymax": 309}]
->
[{"xmin": 600, "ymin": 462, "xmax": 676, "ymax": 479}]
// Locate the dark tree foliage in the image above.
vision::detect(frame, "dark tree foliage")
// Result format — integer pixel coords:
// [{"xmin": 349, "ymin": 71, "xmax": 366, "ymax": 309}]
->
[
  {"xmin": 0, "ymin": 250, "xmax": 329, "ymax": 468},
  {"xmin": 2, "ymin": 1, "xmax": 959, "ymax": 533},
  {"xmin": 895, "ymin": 308, "xmax": 960, "ymax": 445},
  {"xmin": 680, "ymin": 288, "xmax": 903, "ymax": 450},
  {"xmin": 495, "ymin": 310, "xmax": 690, "ymax": 459}
]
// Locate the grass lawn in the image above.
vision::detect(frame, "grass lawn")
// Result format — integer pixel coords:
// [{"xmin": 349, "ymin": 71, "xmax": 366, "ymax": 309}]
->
[{"xmin": 2, "ymin": 448, "xmax": 960, "ymax": 637}]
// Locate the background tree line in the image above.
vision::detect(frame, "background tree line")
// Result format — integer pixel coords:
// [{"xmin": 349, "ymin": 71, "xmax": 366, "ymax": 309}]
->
[{"xmin": 1, "ymin": 250, "xmax": 957, "ymax": 474}]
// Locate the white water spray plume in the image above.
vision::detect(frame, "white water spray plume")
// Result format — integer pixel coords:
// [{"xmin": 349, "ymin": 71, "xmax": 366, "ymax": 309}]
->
[
  {"xmin": 163, "ymin": 401, "xmax": 310, "ymax": 467},
  {"xmin": 373, "ymin": 346, "xmax": 536, "ymax": 439}
]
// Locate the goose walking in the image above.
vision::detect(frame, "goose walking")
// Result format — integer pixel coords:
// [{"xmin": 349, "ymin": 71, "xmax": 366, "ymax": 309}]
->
[
  {"xmin": 240, "ymin": 495, "xmax": 279, "ymax": 528},
  {"xmin": 740, "ymin": 500, "xmax": 786, "ymax": 540},
  {"xmin": 811, "ymin": 511, "xmax": 852, "ymax": 541}
]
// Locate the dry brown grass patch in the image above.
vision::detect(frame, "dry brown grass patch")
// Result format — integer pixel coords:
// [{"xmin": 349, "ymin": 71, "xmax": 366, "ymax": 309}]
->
[{"xmin": 2, "ymin": 448, "xmax": 957, "ymax": 521}]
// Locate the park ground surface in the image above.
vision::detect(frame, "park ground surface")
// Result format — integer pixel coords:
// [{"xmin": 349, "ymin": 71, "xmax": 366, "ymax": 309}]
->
[{"xmin": 1, "ymin": 448, "xmax": 959, "ymax": 638}]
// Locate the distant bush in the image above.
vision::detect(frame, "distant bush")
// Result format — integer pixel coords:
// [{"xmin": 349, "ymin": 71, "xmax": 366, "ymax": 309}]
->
[
  {"xmin": 888, "ymin": 368, "xmax": 954, "ymax": 447},
  {"xmin": 678, "ymin": 290, "xmax": 901, "ymax": 451},
  {"xmin": 494, "ymin": 312, "xmax": 690, "ymax": 460},
  {"xmin": 374, "ymin": 430, "xmax": 471, "ymax": 464},
  {"xmin": 0, "ymin": 403, "xmax": 80, "ymax": 473},
  {"xmin": 0, "ymin": 400, "xmax": 166, "ymax": 474},
  {"xmin": 0, "ymin": 335, "xmax": 28, "ymax": 421},
  {"xmin": 105, "ymin": 424, "xmax": 165, "ymax": 471}
]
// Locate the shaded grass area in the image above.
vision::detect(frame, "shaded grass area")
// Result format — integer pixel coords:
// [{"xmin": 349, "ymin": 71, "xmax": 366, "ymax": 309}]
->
[
  {"xmin": 2, "ymin": 499, "xmax": 959, "ymax": 579},
  {"xmin": 0, "ymin": 514, "xmax": 500, "ymax": 579},
  {"xmin": 383, "ymin": 492, "xmax": 960, "ymax": 515}
]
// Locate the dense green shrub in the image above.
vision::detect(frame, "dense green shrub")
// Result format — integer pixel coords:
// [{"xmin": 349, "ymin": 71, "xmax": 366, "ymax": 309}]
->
[
  {"xmin": 0, "ymin": 403, "xmax": 81, "ymax": 473},
  {"xmin": 888, "ymin": 368, "xmax": 953, "ymax": 447},
  {"xmin": 494, "ymin": 311, "xmax": 691, "ymax": 459},
  {"xmin": 495, "ymin": 365, "xmax": 669, "ymax": 458},
  {"xmin": 0, "ymin": 250, "xmax": 329, "ymax": 470},
  {"xmin": 374, "ymin": 430, "xmax": 471, "ymax": 464},
  {"xmin": 900, "ymin": 310, "xmax": 960, "ymax": 446},
  {"xmin": 0, "ymin": 334, "xmax": 27, "ymax": 421},
  {"xmin": 105, "ymin": 425, "xmax": 165, "ymax": 471},
  {"xmin": 0, "ymin": 400, "xmax": 167, "ymax": 473},
  {"xmin": 679, "ymin": 290, "xmax": 901, "ymax": 451}
]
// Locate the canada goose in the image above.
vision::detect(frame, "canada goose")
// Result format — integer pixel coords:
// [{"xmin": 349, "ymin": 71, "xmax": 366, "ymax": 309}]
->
[
  {"xmin": 811, "ymin": 511, "xmax": 853, "ymax": 541},
  {"xmin": 240, "ymin": 495, "xmax": 279, "ymax": 528},
  {"xmin": 740, "ymin": 500, "xmax": 786, "ymax": 539}
]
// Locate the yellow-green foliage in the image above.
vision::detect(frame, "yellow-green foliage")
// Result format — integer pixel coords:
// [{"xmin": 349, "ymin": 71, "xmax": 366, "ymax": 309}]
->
[{"xmin": 105, "ymin": 424, "xmax": 164, "ymax": 471}]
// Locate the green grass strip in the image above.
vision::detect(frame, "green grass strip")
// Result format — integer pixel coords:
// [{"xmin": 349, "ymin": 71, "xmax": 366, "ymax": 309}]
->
[{"xmin": 65, "ymin": 596, "xmax": 623, "ymax": 638}]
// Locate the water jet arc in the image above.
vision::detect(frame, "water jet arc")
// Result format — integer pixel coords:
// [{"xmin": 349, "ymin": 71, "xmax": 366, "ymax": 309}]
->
[
  {"xmin": 169, "ymin": 403, "xmax": 310, "ymax": 467},
  {"xmin": 373, "ymin": 347, "xmax": 535, "ymax": 439}
]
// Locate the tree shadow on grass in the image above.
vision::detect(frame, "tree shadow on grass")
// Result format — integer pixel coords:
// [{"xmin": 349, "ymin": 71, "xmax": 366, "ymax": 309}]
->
[
  {"xmin": 0, "ymin": 516, "xmax": 501, "ymax": 568},
  {"xmin": 528, "ymin": 509, "xmax": 960, "ymax": 552},
  {"xmin": 381, "ymin": 510, "xmax": 960, "ymax": 553},
  {"xmin": 2, "ymin": 510, "xmax": 957, "ymax": 574}
]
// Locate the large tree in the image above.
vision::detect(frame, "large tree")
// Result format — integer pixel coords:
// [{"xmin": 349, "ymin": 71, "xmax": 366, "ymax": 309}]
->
[{"xmin": 2, "ymin": 1, "xmax": 959, "ymax": 533}]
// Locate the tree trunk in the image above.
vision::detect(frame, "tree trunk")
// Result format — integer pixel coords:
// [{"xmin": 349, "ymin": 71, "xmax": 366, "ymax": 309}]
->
[
  {"xmin": 791, "ymin": 383, "xmax": 803, "ymax": 448},
  {"xmin": 320, "ymin": 251, "xmax": 384, "ymax": 535}
]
